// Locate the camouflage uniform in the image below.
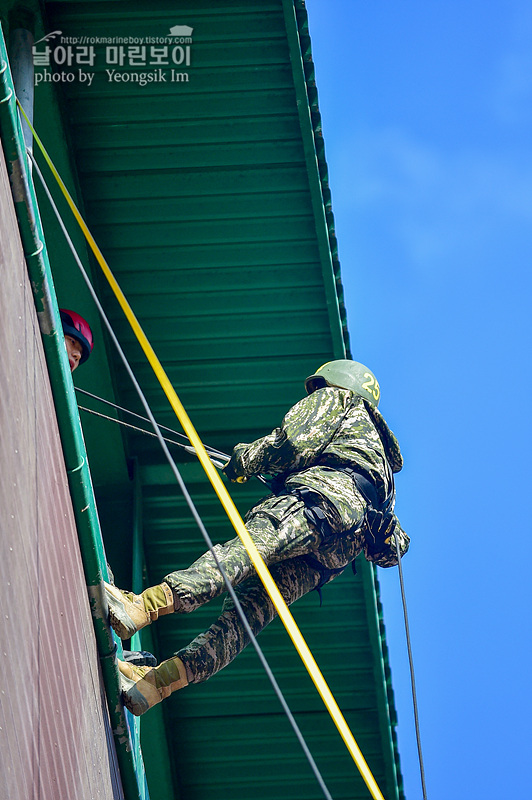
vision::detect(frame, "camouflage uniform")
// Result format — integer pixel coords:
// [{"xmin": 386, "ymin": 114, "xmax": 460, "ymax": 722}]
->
[{"xmin": 164, "ymin": 387, "xmax": 409, "ymax": 685}]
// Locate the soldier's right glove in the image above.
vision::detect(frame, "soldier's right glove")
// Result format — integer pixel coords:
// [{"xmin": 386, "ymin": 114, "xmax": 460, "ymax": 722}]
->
[
  {"xmin": 222, "ymin": 444, "xmax": 250, "ymax": 483},
  {"xmin": 365, "ymin": 509, "xmax": 403, "ymax": 556}
]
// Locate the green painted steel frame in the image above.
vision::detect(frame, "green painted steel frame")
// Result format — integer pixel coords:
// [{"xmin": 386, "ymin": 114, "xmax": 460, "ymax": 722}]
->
[{"xmin": 282, "ymin": 0, "xmax": 347, "ymax": 359}]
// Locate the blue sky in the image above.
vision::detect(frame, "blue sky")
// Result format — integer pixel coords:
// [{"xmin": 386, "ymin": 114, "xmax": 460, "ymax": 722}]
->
[{"xmin": 305, "ymin": 2, "xmax": 532, "ymax": 798}]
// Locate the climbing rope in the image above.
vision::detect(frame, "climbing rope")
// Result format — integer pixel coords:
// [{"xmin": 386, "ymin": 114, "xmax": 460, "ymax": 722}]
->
[
  {"xmin": 76, "ymin": 387, "xmax": 227, "ymax": 457},
  {"xmin": 77, "ymin": 403, "xmax": 226, "ymax": 466},
  {"xmin": 393, "ymin": 531, "xmax": 428, "ymax": 800},
  {"xmin": 28, "ymin": 148, "xmax": 335, "ymax": 800},
  {"xmin": 75, "ymin": 388, "xmax": 272, "ymax": 489}
]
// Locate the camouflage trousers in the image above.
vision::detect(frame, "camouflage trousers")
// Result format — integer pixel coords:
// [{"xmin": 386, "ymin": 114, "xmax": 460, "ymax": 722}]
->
[
  {"xmin": 174, "ymin": 556, "xmax": 325, "ymax": 684},
  {"xmin": 164, "ymin": 493, "xmax": 366, "ymax": 684}
]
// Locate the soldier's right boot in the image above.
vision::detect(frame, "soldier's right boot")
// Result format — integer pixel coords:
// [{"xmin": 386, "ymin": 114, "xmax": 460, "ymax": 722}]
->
[{"xmin": 105, "ymin": 582, "xmax": 175, "ymax": 639}]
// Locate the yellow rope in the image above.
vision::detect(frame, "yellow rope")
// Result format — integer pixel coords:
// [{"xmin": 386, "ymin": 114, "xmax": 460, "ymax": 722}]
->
[{"xmin": 19, "ymin": 100, "xmax": 386, "ymax": 800}]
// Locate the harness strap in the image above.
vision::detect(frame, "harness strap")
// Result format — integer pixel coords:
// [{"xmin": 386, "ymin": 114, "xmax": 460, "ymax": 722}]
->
[
  {"xmin": 336, "ymin": 466, "xmax": 395, "ymax": 514},
  {"xmin": 288, "ymin": 485, "xmax": 355, "ymax": 604},
  {"xmin": 287, "ymin": 485, "xmax": 338, "ymax": 537},
  {"xmin": 286, "ymin": 468, "xmax": 393, "ymax": 603},
  {"xmin": 302, "ymin": 554, "xmax": 347, "ymax": 606}
]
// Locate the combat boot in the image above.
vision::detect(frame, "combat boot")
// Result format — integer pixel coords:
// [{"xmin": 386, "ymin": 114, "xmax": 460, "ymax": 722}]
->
[
  {"xmin": 118, "ymin": 656, "xmax": 189, "ymax": 716},
  {"xmin": 105, "ymin": 582, "xmax": 175, "ymax": 639}
]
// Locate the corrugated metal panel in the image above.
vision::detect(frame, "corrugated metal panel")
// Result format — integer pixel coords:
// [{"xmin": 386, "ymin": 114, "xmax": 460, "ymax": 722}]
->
[
  {"xmin": 34, "ymin": 1, "xmax": 404, "ymax": 798},
  {"xmin": 43, "ymin": 0, "xmax": 342, "ymax": 444},
  {"xmin": 0, "ymin": 146, "xmax": 124, "ymax": 800}
]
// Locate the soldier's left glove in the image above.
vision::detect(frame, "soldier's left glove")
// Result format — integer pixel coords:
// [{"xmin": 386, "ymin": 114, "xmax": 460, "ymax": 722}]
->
[
  {"xmin": 223, "ymin": 444, "xmax": 250, "ymax": 483},
  {"xmin": 365, "ymin": 509, "xmax": 404, "ymax": 556}
]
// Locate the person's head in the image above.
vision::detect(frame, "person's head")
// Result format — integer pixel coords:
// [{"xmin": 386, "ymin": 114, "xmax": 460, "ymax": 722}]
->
[
  {"xmin": 60, "ymin": 309, "xmax": 93, "ymax": 372},
  {"xmin": 305, "ymin": 359, "xmax": 381, "ymax": 407}
]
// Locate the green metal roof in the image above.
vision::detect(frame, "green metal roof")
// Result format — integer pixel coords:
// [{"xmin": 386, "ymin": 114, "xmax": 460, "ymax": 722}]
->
[{"xmin": 8, "ymin": 0, "xmax": 406, "ymax": 797}]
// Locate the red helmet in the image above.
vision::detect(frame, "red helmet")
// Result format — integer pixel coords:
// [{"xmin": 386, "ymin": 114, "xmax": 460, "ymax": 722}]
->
[{"xmin": 60, "ymin": 309, "xmax": 93, "ymax": 364}]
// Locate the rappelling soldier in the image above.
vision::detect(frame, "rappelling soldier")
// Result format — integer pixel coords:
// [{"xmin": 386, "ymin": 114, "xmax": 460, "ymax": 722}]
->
[{"xmin": 105, "ymin": 359, "xmax": 410, "ymax": 715}]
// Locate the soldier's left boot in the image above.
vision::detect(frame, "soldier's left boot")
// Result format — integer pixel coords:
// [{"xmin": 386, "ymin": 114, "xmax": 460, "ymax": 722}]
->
[
  {"xmin": 105, "ymin": 582, "xmax": 175, "ymax": 639},
  {"xmin": 123, "ymin": 649, "xmax": 158, "ymax": 667},
  {"xmin": 118, "ymin": 656, "xmax": 189, "ymax": 716}
]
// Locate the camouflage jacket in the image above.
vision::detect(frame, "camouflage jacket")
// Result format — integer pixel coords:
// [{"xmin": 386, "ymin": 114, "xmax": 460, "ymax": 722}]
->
[{"xmin": 226, "ymin": 387, "xmax": 409, "ymax": 566}]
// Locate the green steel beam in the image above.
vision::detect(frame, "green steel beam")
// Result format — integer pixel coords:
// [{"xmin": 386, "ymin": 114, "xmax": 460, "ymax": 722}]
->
[{"xmin": 281, "ymin": 0, "xmax": 349, "ymax": 360}]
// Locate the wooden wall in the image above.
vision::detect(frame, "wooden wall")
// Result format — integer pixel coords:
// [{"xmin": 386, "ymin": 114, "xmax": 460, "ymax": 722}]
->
[{"xmin": 0, "ymin": 145, "xmax": 123, "ymax": 799}]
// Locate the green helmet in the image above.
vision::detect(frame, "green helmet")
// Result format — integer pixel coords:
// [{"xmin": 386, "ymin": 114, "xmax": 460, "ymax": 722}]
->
[{"xmin": 305, "ymin": 359, "xmax": 381, "ymax": 406}]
